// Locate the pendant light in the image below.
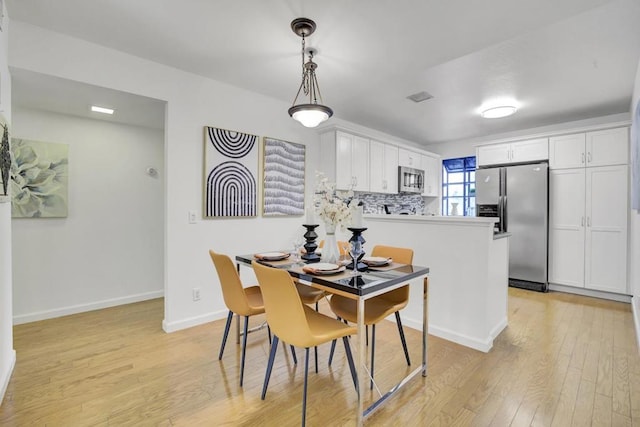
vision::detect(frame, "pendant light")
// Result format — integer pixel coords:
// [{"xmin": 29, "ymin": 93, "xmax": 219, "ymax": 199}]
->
[{"xmin": 288, "ymin": 18, "xmax": 333, "ymax": 128}]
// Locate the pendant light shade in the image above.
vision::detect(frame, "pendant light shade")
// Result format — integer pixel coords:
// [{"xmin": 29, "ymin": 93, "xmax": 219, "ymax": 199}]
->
[{"xmin": 288, "ymin": 18, "xmax": 333, "ymax": 127}]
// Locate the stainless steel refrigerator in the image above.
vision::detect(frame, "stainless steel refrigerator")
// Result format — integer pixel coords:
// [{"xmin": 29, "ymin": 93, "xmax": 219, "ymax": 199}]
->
[{"xmin": 476, "ymin": 162, "xmax": 548, "ymax": 291}]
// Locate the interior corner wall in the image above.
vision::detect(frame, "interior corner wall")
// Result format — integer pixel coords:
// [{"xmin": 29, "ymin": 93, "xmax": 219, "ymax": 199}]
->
[
  {"xmin": 630, "ymin": 56, "xmax": 640, "ymax": 350},
  {"xmin": 0, "ymin": 9, "xmax": 15, "ymax": 405},
  {"xmin": 8, "ymin": 21, "xmax": 321, "ymax": 333},
  {"xmin": 11, "ymin": 107, "xmax": 165, "ymax": 323}
]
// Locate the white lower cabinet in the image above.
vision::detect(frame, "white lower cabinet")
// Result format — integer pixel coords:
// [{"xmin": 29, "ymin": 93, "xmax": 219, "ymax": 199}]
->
[{"xmin": 549, "ymin": 165, "xmax": 628, "ymax": 294}]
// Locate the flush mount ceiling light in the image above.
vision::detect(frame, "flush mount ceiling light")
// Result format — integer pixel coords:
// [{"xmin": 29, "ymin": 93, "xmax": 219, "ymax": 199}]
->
[
  {"xmin": 91, "ymin": 105, "xmax": 114, "ymax": 115},
  {"xmin": 288, "ymin": 17, "xmax": 333, "ymax": 128},
  {"xmin": 480, "ymin": 105, "xmax": 517, "ymax": 119}
]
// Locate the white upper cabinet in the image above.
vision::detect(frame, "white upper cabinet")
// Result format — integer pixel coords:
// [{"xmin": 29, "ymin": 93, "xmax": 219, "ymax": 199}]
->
[
  {"xmin": 586, "ymin": 127, "xmax": 629, "ymax": 167},
  {"xmin": 369, "ymin": 140, "xmax": 398, "ymax": 194},
  {"xmin": 549, "ymin": 127, "xmax": 628, "ymax": 169},
  {"xmin": 398, "ymin": 148, "xmax": 422, "ymax": 169},
  {"xmin": 421, "ymin": 154, "xmax": 441, "ymax": 197},
  {"xmin": 335, "ymin": 131, "xmax": 370, "ymax": 191},
  {"xmin": 476, "ymin": 138, "xmax": 548, "ymax": 167}
]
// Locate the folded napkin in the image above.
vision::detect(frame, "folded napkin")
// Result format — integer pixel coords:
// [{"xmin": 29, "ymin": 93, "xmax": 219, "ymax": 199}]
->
[
  {"xmin": 302, "ymin": 265, "xmax": 341, "ymax": 275},
  {"xmin": 362, "ymin": 257, "xmax": 392, "ymax": 265},
  {"xmin": 254, "ymin": 252, "xmax": 289, "ymax": 261}
]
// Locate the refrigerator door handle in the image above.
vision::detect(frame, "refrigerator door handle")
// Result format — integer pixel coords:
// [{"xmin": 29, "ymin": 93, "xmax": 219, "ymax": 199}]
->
[{"xmin": 502, "ymin": 195, "xmax": 508, "ymax": 232}]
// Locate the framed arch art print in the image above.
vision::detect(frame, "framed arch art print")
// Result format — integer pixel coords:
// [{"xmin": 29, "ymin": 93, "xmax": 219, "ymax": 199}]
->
[{"xmin": 204, "ymin": 126, "xmax": 258, "ymax": 218}]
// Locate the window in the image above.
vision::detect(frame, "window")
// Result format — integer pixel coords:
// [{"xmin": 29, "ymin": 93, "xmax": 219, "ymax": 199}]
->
[{"xmin": 442, "ymin": 156, "xmax": 476, "ymax": 216}]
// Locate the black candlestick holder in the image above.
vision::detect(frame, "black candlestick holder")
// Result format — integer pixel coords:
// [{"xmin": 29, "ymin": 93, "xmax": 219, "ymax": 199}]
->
[
  {"xmin": 346, "ymin": 227, "xmax": 368, "ymax": 272},
  {"xmin": 301, "ymin": 224, "xmax": 321, "ymax": 263}
]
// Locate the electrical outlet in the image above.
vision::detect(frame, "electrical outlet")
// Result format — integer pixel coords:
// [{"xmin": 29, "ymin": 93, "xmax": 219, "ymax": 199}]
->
[
  {"xmin": 192, "ymin": 288, "xmax": 201, "ymax": 301},
  {"xmin": 188, "ymin": 210, "xmax": 197, "ymax": 224}
]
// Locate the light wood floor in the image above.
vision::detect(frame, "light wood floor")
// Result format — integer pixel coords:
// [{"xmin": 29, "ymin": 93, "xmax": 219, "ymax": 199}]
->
[{"xmin": 1, "ymin": 288, "xmax": 639, "ymax": 426}]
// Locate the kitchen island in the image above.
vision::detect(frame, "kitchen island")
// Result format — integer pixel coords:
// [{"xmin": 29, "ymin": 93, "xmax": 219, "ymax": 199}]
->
[{"xmin": 361, "ymin": 214, "xmax": 508, "ymax": 352}]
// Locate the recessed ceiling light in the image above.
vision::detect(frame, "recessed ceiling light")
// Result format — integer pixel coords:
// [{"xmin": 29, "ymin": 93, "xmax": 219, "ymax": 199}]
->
[
  {"xmin": 480, "ymin": 105, "xmax": 517, "ymax": 119},
  {"xmin": 91, "ymin": 105, "xmax": 114, "ymax": 115}
]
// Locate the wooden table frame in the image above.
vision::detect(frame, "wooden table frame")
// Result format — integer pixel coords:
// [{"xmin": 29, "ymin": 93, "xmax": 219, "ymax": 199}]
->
[{"xmin": 236, "ymin": 254, "xmax": 429, "ymax": 426}]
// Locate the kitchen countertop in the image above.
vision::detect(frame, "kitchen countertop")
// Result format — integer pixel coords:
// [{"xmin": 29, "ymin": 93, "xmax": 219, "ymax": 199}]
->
[
  {"xmin": 492, "ymin": 232, "xmax": 512, "ymax": 240},
  {"xmin": 364, "ymin": 214, "xmax": 499, "ymax": 226}
]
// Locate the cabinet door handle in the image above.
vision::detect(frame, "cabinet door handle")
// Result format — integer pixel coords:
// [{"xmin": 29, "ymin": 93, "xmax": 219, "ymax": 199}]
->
[
  {"xmin": 354, "ymin": 176, "xmax": 358, "ymax": 187},
  {"xmin": 581, "ymin": 153, "xmax": 585, "ymax": 164},
  {"xmin": 587, "ymin": 216, "xmax": 591, "ymax": 227},
  {"xmin": 588, "ymin": 152, "xmax": 592, "ymax": 163},
  {"xmin": 383, "ymin": 180, "xmax": 387, "ymax": 190},
  {"xmin": 581, "ymin": 216, "xmax": 585, "ymax": 227}
]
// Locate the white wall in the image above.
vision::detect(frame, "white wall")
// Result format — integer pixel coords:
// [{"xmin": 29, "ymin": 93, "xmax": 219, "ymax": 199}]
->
[
  {"xmin": 8, "ymin": 21, "xmax": 322, "ymax": 333},
  {"xmin": 630, "ymin": 57, "xmax": 640, "ymax": 348},
  {"xmin": 11, "ymin": 107, "xmax": 164, "ymax": 323},
  {"xmin": 0, "ymin": 7, "xmax": 15, "ymax": 404}
]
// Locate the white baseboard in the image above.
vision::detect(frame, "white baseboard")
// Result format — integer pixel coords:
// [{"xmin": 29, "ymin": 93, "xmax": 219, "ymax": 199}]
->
[
  {"xmin": 401, "ymin": 315, "xmax": 503, "ymax": 353},
  {"xmin": 0, "ymin": 349, "xmax": 16, "ymax": 405},
  {"xmin": 632, "ymin": 295, "xmax": 640, "ymax": 355},
  {"xmin": 13, "ymin": 290, "xmax": 164, "ymax": 325},
  {"xmin": 162, "ymin": 308, "xmax": 227, "ymax": 333},
  {"xmin": 548, "ymin": 283, "xmax": 632, "ymax": 303}
]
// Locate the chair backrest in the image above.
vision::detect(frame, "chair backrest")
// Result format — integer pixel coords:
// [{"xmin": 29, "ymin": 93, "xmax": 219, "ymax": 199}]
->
[
  {"xmin": 319, "ymin": 240, "xmax": 350, "ymax": 256},
  {"xmin": 252, "ymin": 261, "xmax": 314, "ymax": 348},
  {"xmin": 209, "ymin": 250, "xmax": 254, "ymax": 316},
  {"xmin": 371, "ymin": 245, "xmax": 414, "ymax": 303}
]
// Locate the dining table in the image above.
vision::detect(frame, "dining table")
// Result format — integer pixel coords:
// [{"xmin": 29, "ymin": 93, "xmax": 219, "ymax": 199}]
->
[{"xmin": 235, "ymin": 251, "xmax": 430, "ymax": 426}]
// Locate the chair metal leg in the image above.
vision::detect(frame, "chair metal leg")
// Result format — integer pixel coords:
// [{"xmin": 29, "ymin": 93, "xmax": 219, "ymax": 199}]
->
[
  {"xmin": 302, "ymin": 348, "xmax": 310, "ymax": 427},
  {"xmin": 328, "ymin": 315, "xmax": 341, "ymax": 366},
  {"xmin": 370, "ymin": 324, "xmax": 376, "ymax": 390},
  {"xmin": 267, "ymin": 325, "xmax": 272, "ymax": 344},
  {"xmin": 342, "ymin": 336, "xmax": 358, "ymax": 394},
  {"xmin": 395, "ymin": 311, "xmax": 411, "ymax": 366},
  {"xmin": 328, "ymin": 339, "xmax": 337, "ymax": 366},
  {"xmin": 290, "ymin": 345, "xmax": 298, "ymax": 364},
  {"xmin": 261, "ymin": 335, "xmax": 279, "ymax": 400},
  {"xmin": 240, "ymin": 316, "xmax": 249, "ymax": 387},
  {"xmin": 314, "ymin": 346, "xmax": 318, "ymax": 374},
  {"xmin": 218, "ymin": 310, "xmax": 234, "ymax": 360}
]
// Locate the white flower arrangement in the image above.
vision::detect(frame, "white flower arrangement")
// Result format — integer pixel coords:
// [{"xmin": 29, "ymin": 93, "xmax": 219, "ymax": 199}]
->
[{"xmin": 313, "ymin": 171, "xmax": 358, "ymax": 231}]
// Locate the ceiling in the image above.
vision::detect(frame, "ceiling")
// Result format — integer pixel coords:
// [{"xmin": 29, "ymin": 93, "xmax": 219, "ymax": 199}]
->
[{"xmin": 6, "ymin": 0, "xmax": 640, "ymax": 144}]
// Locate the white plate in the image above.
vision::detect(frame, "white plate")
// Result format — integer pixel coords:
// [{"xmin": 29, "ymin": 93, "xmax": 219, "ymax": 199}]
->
[
  {"xmin": 312, "ymin": 262, "xmax": 341, "ymax": 271},
  {"xmin": 362, "ymin": 256, "xmax": 392, "ymax": 266},
  {"xmin": 255, "ymin": 252, "xmax": 289, "ymax": 261}
]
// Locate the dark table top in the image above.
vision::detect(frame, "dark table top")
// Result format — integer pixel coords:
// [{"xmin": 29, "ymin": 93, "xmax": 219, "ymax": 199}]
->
[{"xmin": 236, "ymin": 253, "xmax": 429, "ymax": 298}]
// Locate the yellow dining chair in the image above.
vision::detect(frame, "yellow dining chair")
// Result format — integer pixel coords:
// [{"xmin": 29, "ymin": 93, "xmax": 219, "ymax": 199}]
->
[
  {"xmin": 295, "ymin": 239, "xmax": 348, "ymax": 372},
  {"xmin": 209, "ymin": 250, "xmax": 269, "ymax": 387},
  {"xmin": 328, "ymin": 245, "xmax": 414, "ymax": 389},
  {"xmin": 253, "ymin": 261, "xmax": 358, "ymax": 427}
]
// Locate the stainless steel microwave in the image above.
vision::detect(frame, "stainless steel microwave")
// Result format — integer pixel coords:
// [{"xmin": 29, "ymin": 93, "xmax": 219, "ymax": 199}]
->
[{"xmin": 398, "ymin": 166, "xmax": 424, "ymax": 193}]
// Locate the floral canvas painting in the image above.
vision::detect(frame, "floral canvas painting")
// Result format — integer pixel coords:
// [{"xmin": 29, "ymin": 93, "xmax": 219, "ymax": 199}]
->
[
  {"xmin": 0, "ymin": 115, "xmax": 10, "ymax": 203},
  {"xmin": 262, "ymin": 137, "xmax": 305, "ymax": 216},
  {"xmin": 11, "ymin": 138, "xmax": 69, "ymax": 218}
]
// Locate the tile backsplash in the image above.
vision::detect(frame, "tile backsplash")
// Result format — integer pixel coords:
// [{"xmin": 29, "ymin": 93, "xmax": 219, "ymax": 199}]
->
[{"xmin": 355, "ymin": 192, "xmax": 429, "ymax": 215}]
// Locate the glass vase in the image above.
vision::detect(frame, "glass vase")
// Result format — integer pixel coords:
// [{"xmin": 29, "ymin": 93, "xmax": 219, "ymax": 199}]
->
[{"xmin": 321, "ymin": 223, "xmax": 340, "ymax": 264}]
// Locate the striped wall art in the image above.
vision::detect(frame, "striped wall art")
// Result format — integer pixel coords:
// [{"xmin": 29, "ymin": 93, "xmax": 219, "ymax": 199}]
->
[
  {"xmin": 204, "ymin": 127, "xmax": 258, "ymax": 217},
  {"xmin": 262, "ymin": 137, "xmax": 305, "ymax": 216}
]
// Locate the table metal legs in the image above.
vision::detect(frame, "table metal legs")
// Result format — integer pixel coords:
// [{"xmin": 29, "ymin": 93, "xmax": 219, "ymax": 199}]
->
[{"xmin": 355, "ymin": 276, "xmax": 429, "ymax": 426}]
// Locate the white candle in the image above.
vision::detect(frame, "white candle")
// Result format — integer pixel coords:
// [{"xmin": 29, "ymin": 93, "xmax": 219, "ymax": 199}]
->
[
  {"xmin": 306, "ymin": 206, "xmax": 315, "ymax": 224},
  {"xmin": 354, "ymin": 205, "xmax": 363, "ymax": 227}
]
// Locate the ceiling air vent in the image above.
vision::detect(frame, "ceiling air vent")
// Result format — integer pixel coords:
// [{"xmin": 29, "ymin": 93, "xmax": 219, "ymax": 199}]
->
[{"xmin": 406, "ymin": 91, "xmax": 433, "ymax": 103}]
